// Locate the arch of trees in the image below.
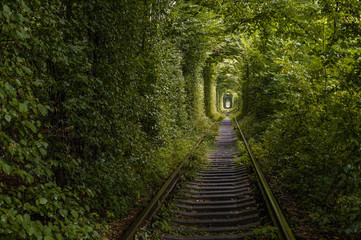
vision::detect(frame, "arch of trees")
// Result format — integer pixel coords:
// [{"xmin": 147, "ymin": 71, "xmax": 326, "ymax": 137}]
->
[{"xmin": 1, "ymin": 0, "xmax": 360, "ymax": 238}]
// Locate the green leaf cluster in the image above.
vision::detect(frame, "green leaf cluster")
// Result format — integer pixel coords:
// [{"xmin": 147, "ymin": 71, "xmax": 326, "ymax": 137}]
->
[
  {"xmin": 0, "ymin": 0, "xmax": 220, "ymax": 238},
  {"xmin": 226, "ymin": 0, "xmax": 361, "ymax": 236}
]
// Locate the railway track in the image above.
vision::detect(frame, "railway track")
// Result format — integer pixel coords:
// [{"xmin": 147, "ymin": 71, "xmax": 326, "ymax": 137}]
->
[
  {"xmin": 161, "ymin": 119, "xmax": 260, "ymax": 239},
  {"xmin": 121, "ymin": 117, "xmax": 295, "ymax": 240}
]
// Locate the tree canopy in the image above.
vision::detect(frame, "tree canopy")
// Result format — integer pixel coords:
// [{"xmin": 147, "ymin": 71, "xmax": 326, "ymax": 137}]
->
[{"xmin": 1, "ymin": 0, "xmax": 360, "ymax": 239}]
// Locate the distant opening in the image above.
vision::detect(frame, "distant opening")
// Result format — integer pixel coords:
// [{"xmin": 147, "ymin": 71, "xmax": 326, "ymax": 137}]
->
[
  {"xmin": 225, "ymin": 101, "xmax": 230, "ymax": 108},
  {"xmin": 223, "ymin": 94, "xmax": 233, "ymax": 109}
]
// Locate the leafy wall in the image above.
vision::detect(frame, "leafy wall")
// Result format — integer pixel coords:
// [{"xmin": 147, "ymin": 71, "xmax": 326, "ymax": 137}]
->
[
  {"xmin": 227, "ymin": 0, "xmax": 361, "ymax": 235},
  {"xmin": 0, "ymin": 0, "xmax": 220, "ymax": 238}
]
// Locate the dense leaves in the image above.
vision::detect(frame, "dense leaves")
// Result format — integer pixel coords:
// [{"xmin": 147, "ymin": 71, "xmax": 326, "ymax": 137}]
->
[
  {"xmin": 228, "ymin": 0, "xmax": 361, "ymax": 237},
  {"xmin": 2, "ymin": 0, "xmax": 360, "ymax": 238},
  {"xmin": 0, "ymin": 0, "xmax": 220, "ymax": 238}
]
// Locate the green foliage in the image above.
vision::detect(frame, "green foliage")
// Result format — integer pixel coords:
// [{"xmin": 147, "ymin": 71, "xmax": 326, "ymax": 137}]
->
[
  {"xmin": 5, "ymin": 0, "xmax": 359, "ymax": 238},
  {"xmin": 251, "ymin": 225, "xmax": 278, "ymax": 239},
  {"xmin": 171, "ymin": 1, "xmax": 224, "ymax": 120},
  {"xmin": 1, "ymin": 0, "xmax": 221, "ymax": 238},
  {"xmin": 203, "ymin": 61, "xmax": 223, "ymax": 120},
  {"xmin": 227, "ymin": 0, "xmax": 361, "ymax": 236},
  {"xmin": 1, "ymin": 0, "xmax": 96, "ymax": 238},
  {"xmin": 135, "ymin": 227, "xmax": 152, "ymax": 240}
]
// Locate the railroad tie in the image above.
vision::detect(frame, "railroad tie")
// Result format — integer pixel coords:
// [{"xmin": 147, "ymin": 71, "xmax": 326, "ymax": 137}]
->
[{"xmin": 162, "ymin": 118, "xmax": 260, "ymax": 240}]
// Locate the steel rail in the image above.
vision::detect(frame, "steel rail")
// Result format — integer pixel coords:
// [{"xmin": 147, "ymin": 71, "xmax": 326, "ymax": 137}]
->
[
  {"xmin": 233, "ymin": 115, "xmax": 296, "ymax": 240},
  {"xmin": 121, "ymin": 120, "xmax": 219, "ymax": 240}
]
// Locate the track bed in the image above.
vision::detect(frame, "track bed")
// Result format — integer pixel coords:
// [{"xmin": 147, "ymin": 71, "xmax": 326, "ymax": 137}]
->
[{"xmin": 161, "ymin": 118, "xmax": 261, "ymax": 240}]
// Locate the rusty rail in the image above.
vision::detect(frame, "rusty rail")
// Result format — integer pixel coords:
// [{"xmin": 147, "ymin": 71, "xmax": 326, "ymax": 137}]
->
[
  {"xmin": 121, "ymin": 120, "xmax": 219, "ymax": 240},
  {"xmin": 233, "ymin": 115, "xmax": 296, "ymax": 240}
]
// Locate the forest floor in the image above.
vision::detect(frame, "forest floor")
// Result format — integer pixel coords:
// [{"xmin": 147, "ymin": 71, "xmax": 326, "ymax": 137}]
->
[
  {"xmin": 270, "ymin": 179, "xmax": 359, "ymax": 240},
  {"xmin": 101, "ymin": 206, "xmax": 142, "ymax": 239}
]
